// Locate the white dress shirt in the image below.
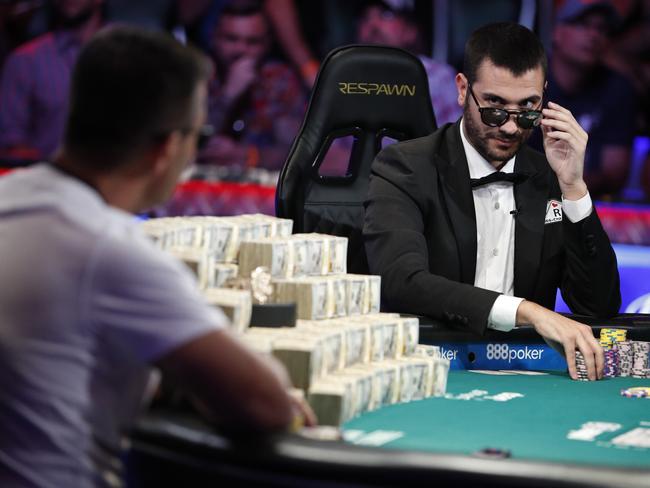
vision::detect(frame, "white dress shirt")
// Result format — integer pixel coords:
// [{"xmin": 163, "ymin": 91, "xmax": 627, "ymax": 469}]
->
[{"xmin": 459, "ymin": 119, "xmax": 593, "ymax": 331}]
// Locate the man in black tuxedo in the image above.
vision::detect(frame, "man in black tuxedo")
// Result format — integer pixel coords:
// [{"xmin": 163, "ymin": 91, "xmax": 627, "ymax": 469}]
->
[{"xmin": 363, "ymin": 22, "xmax": 620, "ymax": 381}]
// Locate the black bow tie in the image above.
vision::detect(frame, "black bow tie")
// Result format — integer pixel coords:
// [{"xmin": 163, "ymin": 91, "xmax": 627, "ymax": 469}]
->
[{"xmin": 470, "ymin": 171, "xmax": 529, "ymax": 189}]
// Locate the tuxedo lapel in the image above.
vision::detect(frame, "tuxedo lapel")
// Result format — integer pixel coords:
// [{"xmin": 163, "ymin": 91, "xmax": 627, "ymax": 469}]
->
[
  {"xmin": 513, "ymin": 151, "xmax": 547, "ymax": 298},
  {"xmin": 439, "ymin": 124, "xmax": 477, "ymax": 285}
]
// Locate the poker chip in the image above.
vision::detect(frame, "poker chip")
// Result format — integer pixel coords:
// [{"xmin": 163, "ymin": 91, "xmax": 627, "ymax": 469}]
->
[{"xmin": 620, "ymin": 387, "xmax": 650, "ymax": 398}]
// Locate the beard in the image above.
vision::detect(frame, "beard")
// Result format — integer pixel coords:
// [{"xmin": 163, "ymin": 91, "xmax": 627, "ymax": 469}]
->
[{"xmin": 462, "ymin": 100, "xmax": 533, "ymax": 166}]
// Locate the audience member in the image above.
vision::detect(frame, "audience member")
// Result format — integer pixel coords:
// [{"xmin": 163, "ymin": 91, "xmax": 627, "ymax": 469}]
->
[
  {"xmin": 0, "ymin": 25, "xmax": 313, "ymax": 487},
  {"xmin": 0, "ymin": 0, "xmax": 104, "ymax": 163},
  {"xmin": 356, "ymin": 0, "xmax": 461, "ymax": 125},
  {"xmin": 528, "ymin": 0, "xmax": 637, "ymax": 199},
  {"xmin": 199, "ymin": 1, "xmax": 306, "ymax": 172},
  {"xmin": 263, "ymin": 0, "xmax": 320, "ymax": 88},
  {"xmin": 603, "ymin": 0, "xmax": 650, "ymax": 135}
]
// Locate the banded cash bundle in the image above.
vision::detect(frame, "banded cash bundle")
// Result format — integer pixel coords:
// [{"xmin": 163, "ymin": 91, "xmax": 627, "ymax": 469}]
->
[
  {"xmin": 413, "ymin": 345, "xmax": 450, "ymax": 397},
  {"xmin": 308, "ymin": 368, "xmax": 381, "ymax": 426},
  {"xmin": 186, "ymin": 214, "xmax": 286, "ymax": 263},
  {"xmin": 397, "ymin": 317, "xmax": 420, "ymax": 357},
  {"xmin": 243, "ymin": 327, "xmax": 334, "ymax": 390},
  {"xmin": 295, "ymin": 327, "xmax": 345, "ymax": 376},
  {"xmin": 298, "ymin": 233, "xmax": 348, "ymax": 275},
  {"xmin": 165, "ymin": 248, "xmax": 240, "ymax": 291},
  {"xmin": 339, "ymin": 313, "xmax": 417, "ymax": 361},
  {"xmin": 190, "ymin": 217, "xmax": 236, "ymax": 262},
  {"xmin": 166, "ymin": 247, "xmax": 209, "ymax": 289},
  {"xmin": 141, "ymin": 217, "xmax": 201, "ymax": 250},
  {"xmin": 269, "ymin": 274, "xmax": 381, "ymax": 321},
  {"xmin": 347, "ymin": 313, "xmax": 401, "ymax": 362},
  {"xmin": 204, "ymin": 263, "xmax": 238, "ymax": 289},
  {"xmin": 272, "ymin": 336, "xmax": 325, "ymax": 390},
  {"xmin": 392, "ymin": 357, "xmax": 431, "ymax": 402},
  {"xmin": 286, "ymin": 233, "xmax": 348, "ymax": 276},
  {"xmin": 217, "ymin": 215, "xmax": 292, "ymax": 263},
  {"xmin": 299, "ymin": 319, "xmax": 369, "ymax": 369},
  {"xmin": 203, "ymin": 288, "xmax": 252, "ymax": 334},
  {"xmin": 278, "ymin": 325, "xmax": 345, "ymax": 377},
  {"xmin": 237, "ymin": 233, "xmax": 348, "ymax": 280},
  {"xmin": 238, "ymin": 238, "xmax": 291, "ymax": 278},
  {"xmin": 236, "ymin": 213, "xmax": 293, "ymax": 240},
  {"xmin": 331, "ymin": 365, "xmax": 394, "ymax": 413},
  {"xmin": 308, "ymin": 364, "xmax": 399, "ymax": 419},
  {"xmin": 329, "ymin": 369, "xmax": 375, "ymax": 416},
  {"xmin": 273, "ymin": 277, "xmax": 330, "ymax": 320},
  {"xmin": 297, "ymin": 320, "xmax": 369, "ymax": 371},
  {"xmin": 307, "ymin": 379, "xmax": 355, "ymax": 427},
  {"xmin": 141, "ymin": 214, "xmax": 293, "ymax": 264},
  {"xmin": 343, "ymin": 274, "xmax": 381, "ymax": 315}
]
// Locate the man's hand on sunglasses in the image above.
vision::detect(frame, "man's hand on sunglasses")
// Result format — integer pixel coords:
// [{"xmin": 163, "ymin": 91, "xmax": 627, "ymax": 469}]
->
[{"xmin": 540, "ymin": 101, "xmax": 589, "ymax": 200}]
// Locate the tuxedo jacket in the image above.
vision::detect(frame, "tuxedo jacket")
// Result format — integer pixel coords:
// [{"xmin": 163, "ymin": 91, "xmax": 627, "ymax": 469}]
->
[{"xmin": 363, "ymin": 121, "xmax": 621, "ymax": 335}]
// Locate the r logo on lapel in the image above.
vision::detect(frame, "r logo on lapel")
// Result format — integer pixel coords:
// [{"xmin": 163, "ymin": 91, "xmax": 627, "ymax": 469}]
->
[{"xmin": 545, "ymin": 200, "xmax": 563, "ymax": 224}]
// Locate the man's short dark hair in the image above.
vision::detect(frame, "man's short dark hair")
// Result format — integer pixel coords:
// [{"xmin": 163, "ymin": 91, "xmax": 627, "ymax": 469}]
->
[
  {"xmin": 463, "ymin": 22, "xmax": 547, "ymax": 84},
  {"xmin": 64, "ymin": 25, "xmax": 211, "ymax": 170}
]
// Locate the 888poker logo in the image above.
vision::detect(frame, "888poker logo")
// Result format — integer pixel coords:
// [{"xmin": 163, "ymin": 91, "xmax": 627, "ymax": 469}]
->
[
  {"xmin": 439, "ymin": 342, "xmax": 567, "ymax": 370},
  {"xmin": 485, "ymin": 343, "xmax": 544, "ymax": 362},
  {"xmin": 482, "ymin": 342, "xmax": 566, "ymax": 369}
]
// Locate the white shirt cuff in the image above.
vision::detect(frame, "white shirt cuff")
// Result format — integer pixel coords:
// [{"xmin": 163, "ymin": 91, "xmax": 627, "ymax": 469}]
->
[
  {"xmin": 562, "ymin": 192, "xmax": 592, "ymax": 223},
  {"xmin": 487, "ymin": 295, "xmax": 525, "ymax": 332}
]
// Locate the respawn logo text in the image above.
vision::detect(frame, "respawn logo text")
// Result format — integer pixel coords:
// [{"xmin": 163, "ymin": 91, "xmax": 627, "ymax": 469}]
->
[{"xmin": 338, "ymin": 82, "xmax": 416, "ymax": 96}]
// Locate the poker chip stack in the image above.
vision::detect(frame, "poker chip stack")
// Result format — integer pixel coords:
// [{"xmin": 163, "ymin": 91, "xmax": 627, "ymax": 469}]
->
[
  {"xmin": 574, "ymin": 351, "xmax": 589, "ymax": 381},
  {"xmin": 620, "ymin": 386, "xmax": 650, "ymax": 398},
  {"xmin": 631, "ymin": 341, "xmax": 650, "ymax": 378},
  {"xmin": 603, "ymin": 347, "xmax": 619, "ymax": 378},
  {"xmin": 617, "ymin": 341, "xmax": 633, "ymax": 377},
  {"xmin": 599, "ymin": 328, "xmax": 627, "ymax": 379},
  {"xmin": 599, "ymin": 328, "xmax": 627, "ymax": 348}
]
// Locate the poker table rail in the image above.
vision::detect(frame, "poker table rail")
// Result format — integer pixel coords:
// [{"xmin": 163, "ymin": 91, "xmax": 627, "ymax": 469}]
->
[
  {"xmin": 127, "ymin": 413, "xmax": 650, "ymax": 488},
  {"xmin": 416, "ymin": 313, "xmax": 650, "ymax": 370},
  {"xmin": 417, "ymin": 313, "xmax": 650, "ymax": 344}
]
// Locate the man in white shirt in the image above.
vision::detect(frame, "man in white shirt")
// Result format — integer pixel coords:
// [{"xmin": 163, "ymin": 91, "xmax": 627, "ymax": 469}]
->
[
  {"xmin": 363, "ymin": 22, "xmax": 620, "ymax": 382},
  {"xmin": 0, "ymin": 26, "xmax": 311, "ymax": 488}
]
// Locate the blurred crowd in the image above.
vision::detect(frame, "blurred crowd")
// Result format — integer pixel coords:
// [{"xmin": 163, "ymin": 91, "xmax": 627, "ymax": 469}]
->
[{"xmin": 0, "ymin": 0, "xmax": 649, "ymax": 201}]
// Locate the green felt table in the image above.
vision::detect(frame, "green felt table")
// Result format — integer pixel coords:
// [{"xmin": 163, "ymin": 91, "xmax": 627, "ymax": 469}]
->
[{"xmin": 343, "ymin": 370, "xmax": 650, "ymax": 469}]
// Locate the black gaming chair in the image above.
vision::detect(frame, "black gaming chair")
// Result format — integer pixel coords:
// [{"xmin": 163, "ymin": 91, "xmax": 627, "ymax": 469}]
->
[{"xmin": 276, "ymin": 45, "xmax": 437, "ymax": 274}]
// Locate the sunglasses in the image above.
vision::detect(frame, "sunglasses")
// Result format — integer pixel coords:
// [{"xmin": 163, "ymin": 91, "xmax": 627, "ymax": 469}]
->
[{"xmin": 468, "ymin": 84, "xmax": 542, "ymax": 130}]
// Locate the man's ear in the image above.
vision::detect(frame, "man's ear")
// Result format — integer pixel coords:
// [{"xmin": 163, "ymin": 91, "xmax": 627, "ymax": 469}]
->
[
  {"xmin": 149, "ymin": 131, "xmax": 182, "ymax": 177},
  {"xmin": 455, "ymin": 73, "xmax": 468, "ymax": 107}
]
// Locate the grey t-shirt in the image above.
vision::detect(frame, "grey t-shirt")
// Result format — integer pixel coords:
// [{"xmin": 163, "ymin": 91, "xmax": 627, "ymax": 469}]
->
[{"xmin": 0, "ymin": 164, "xmax": 227, "ymax": 487}]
